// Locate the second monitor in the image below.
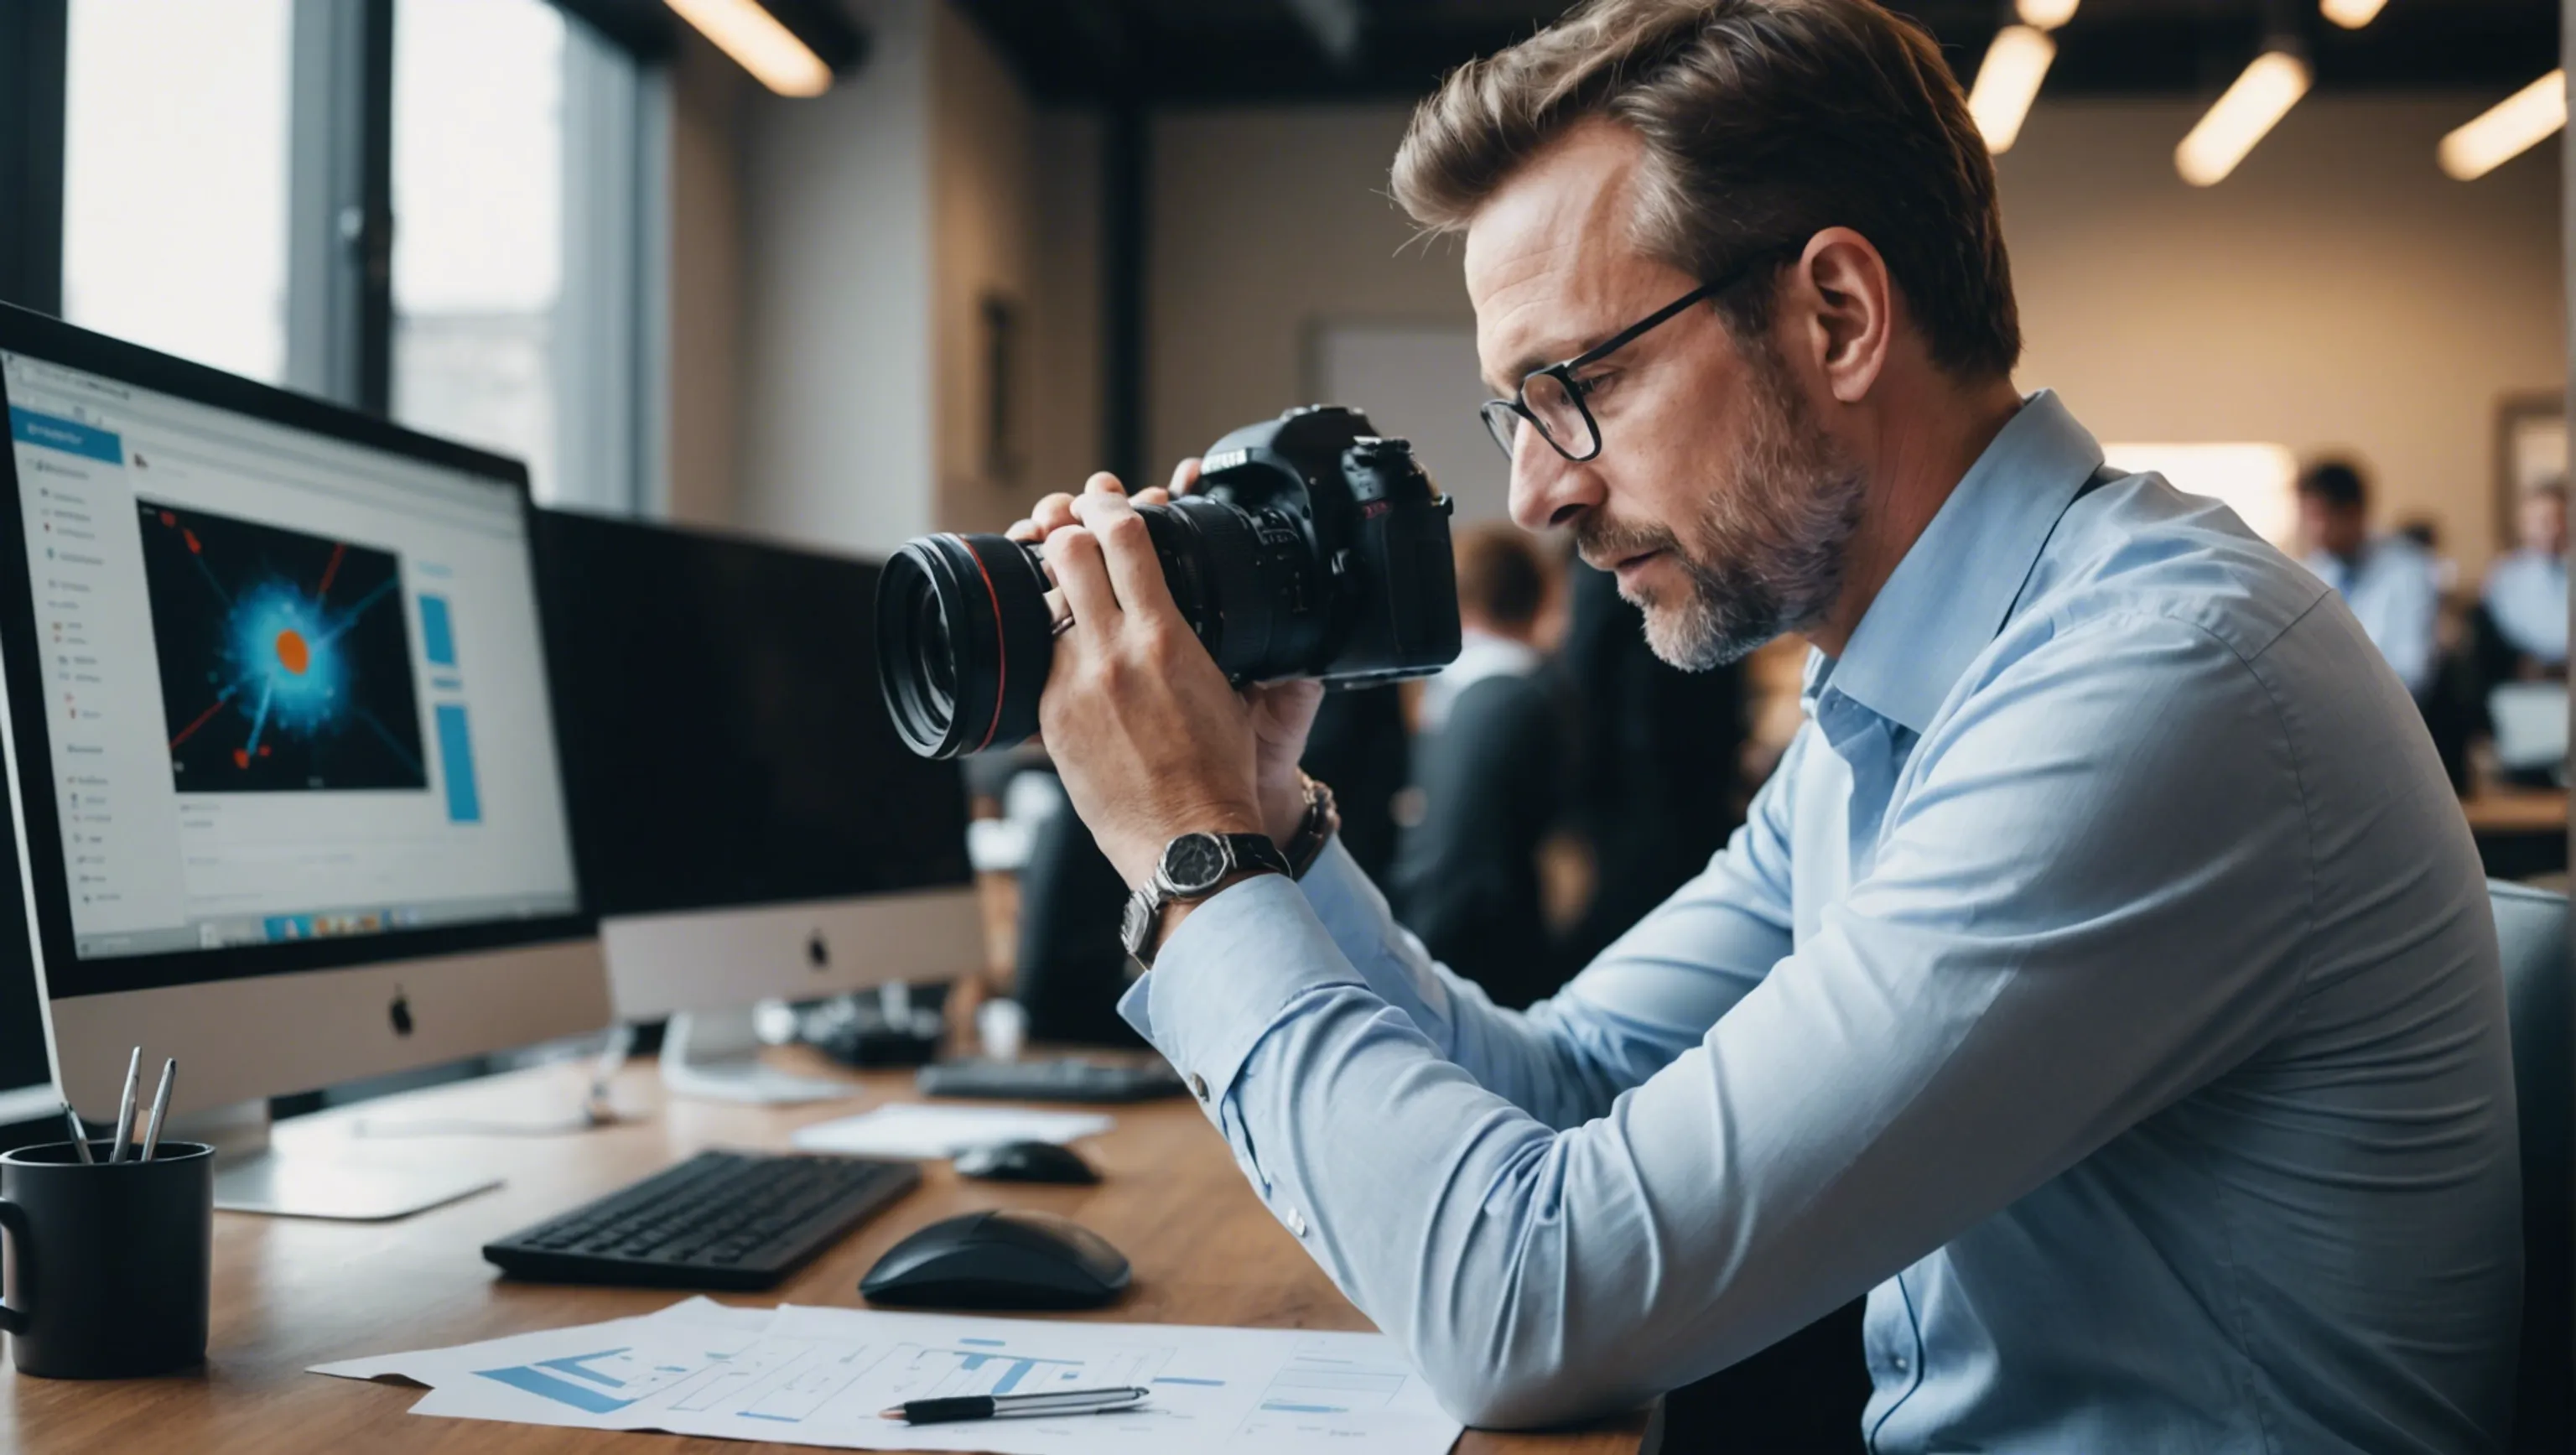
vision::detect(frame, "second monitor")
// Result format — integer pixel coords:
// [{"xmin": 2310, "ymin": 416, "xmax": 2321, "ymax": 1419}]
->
[{"xmin": 535, "ymin": 511, "xmax": 980, "ymax": 1101}]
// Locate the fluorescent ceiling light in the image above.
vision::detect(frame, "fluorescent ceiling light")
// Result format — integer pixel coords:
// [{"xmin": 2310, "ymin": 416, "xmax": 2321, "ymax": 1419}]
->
[
  {"xmin": 2438, "ymin": 70, "xmax": 2567, "ymax": 180},
  {"xmin": 2016, "ymin": 0, "xmax": 2079, "ymax": 30},
  {"xmin": 2102, "ymin": 443, "xmax": 2300, "ymax": 547},
  {"xmin": 664, "ymin": 0, "xmax": 831, "ymax": 97},
  {"xmin": 2175, "ymin": 50, "xmax": 2310, "ymax": 187},
  {"xmin": 1968, "ymin": 26, "xmax": 2055, "ymax": 153},
  {"xmin": 2318, "ymin": 0, "xmax": 2388, "ymax": 29}
]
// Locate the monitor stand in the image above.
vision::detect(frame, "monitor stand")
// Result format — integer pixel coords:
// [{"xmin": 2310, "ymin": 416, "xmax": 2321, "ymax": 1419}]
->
[
  {"xmin": 179, "ymin": 1099, "xmax": 503, "ymax": 1221},
  {"xmin": 658, "ymin": 1006, "xmax": 855, "ymax": 1104}
]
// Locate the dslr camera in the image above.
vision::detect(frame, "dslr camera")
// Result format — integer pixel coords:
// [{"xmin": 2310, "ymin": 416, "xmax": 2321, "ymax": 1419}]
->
[{"xmin": 877, "ymin": 404, "xmax": 1462, "ymax": 758}]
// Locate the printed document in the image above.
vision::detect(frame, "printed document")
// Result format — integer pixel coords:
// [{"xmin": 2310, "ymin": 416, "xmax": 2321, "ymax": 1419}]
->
[
  {"xmin": 311, "ymin": 1297, "xmax": 1463, "ymax": 1454},
  {"xmin": 789, "ymin": 1103, "xmax": 1114, "ymax": 1160}
]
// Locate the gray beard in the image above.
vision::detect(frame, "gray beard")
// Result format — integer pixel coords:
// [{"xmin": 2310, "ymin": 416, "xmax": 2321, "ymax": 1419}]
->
[{"xmin": 1584, "ymin": 352, "xmax": 1867, "ymax": 671}]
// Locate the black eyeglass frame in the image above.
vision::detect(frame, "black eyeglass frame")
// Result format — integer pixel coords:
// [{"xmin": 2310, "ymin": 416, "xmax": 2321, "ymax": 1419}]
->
[{"xmin": 1478, "ymin": 248, "xmax": 1789, "ymax": 465}]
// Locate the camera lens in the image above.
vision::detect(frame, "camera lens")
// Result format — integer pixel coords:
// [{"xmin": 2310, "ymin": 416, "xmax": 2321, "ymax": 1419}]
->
[{"xmin": 875, "ymin": 533, "xmax": 1052, "ymax": 758}]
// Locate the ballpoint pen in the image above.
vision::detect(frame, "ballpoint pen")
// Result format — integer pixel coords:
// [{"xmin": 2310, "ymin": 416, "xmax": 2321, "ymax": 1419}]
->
[
  {"xmin": 139, "ymin": 1057, "xmax": 176, "ymax": 1161},
  {"xmin": 60, "ymin": 1100, "xmax": 92, "ymax": 1164},
  {"xmin": 880, "ymin": 1385, "xmax": 1150, "ymax": 1426},
  {"xmin": 106, "ymin": 1047, "xmax": 141, "ymax": 1164}
]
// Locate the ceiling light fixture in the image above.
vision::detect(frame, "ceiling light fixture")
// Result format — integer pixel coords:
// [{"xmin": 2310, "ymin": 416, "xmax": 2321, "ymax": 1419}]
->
[
  {"xmin": 2438, "ymin": 70, "xmax": 2568, "ymax": 180},
  {"xmin": 1968, "ymin": 25, "xmax": 2056, "ymax": 153},
  {"xmin": 2175, "ymin": 49, "xmax": 2310, "ymax": 187},
  {"xmin": 2318, "ymin": 0, "xmax": 2388, "ymax": 29},
  {"xmin": 663, "ymin": 0, "xmax": 832, "ymax": 97},
  {"xmin": 2016, "ymin": 0, "xmax": 2079, "ymax": 29}
]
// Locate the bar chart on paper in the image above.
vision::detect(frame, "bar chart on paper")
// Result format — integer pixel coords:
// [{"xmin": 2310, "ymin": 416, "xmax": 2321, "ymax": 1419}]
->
[{"xmin": 332, "ymin": 1300, "xmax": 1467, "ymax": 1454}]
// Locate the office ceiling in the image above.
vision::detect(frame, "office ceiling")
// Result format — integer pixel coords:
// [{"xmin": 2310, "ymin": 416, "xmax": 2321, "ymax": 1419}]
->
[{"xmin": 953, "ymin": 0, "xmax": 2561, "ymax": 106}]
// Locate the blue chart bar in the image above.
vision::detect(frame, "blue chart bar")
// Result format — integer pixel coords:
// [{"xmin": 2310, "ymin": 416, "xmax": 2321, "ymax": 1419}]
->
[
  {"xmin": 8, "ymin": 407, "xmax": 122, "ymax": 463},
  {"xmin": 418, "ymin": 594, "xmax": 457, "ymax": 666},
  {"xmin": 435, "ymin": 704, "xmax": 481, "ymax": 824}
]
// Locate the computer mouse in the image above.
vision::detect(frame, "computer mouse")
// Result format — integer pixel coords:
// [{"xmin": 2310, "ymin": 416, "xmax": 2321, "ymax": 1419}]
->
[
  {"xmin": 953, "ymin": 1139, "xmax": 1100, "ymax": 1185},
  {"xmin": 860, "ymin": 1208, "xmax": 1131, "ymax": 1310}
]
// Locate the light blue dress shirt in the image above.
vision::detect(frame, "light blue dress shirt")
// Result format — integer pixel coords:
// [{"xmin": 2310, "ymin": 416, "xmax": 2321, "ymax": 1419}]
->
[
  {"xmin": 2483, "ymin": 548, "xmax": 2568, "ymax": 665},
  {"xmin": 2303, "ymin": 535, "xmax": 2442, "ymax": 695},
  {"xmin": 1120, "ymin": 392, "xmax": 2520, "ymax": 1452}
]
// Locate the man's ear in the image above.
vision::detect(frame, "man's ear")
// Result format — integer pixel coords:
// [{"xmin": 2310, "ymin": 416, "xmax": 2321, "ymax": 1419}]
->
[{"xmin": 1786, "ymin": 227, "xmax": 1893, "ymax": 404}]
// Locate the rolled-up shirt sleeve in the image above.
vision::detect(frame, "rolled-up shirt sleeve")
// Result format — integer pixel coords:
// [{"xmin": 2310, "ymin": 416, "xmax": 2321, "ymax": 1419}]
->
[{"xmin": 1118, "ymin": 613, "xmax": 2314, "ymax": 1431}]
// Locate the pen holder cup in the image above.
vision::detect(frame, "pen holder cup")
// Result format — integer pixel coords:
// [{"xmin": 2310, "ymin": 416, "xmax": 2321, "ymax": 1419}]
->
[{"xmin": 1, "ymin": 1140, "xmax": 213, "ymax": 1379}]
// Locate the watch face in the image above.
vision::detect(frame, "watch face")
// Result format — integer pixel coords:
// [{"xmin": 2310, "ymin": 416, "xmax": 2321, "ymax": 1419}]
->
[{"xmin": 1161, "ymin": 833, "xmax": 1230, "ymax": 895}]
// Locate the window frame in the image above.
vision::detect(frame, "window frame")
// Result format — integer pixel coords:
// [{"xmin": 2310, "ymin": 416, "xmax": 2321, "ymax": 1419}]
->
[{"xmin": 5, "ymin": 0, "xmax": 662, "ymax": 515}]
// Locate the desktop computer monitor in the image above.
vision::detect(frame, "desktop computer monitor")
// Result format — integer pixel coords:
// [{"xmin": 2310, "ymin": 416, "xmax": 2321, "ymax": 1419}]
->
[
  {"xmin": 0, "ymin": 305, "xmax": 610, "ymax": 1213},
  {"xmin": 532, "ymin": 509, "xmax": 981, "ymax": 1101},
  {"xmin": 0, "ymin": 808, "xmax": 58, "ymax": 1131}
]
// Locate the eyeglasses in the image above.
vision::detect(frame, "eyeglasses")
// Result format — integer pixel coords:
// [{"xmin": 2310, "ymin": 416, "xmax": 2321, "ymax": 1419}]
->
[{"xmin": 1478, "ymin": 250, "xmax": 1785, "ymax": 464}]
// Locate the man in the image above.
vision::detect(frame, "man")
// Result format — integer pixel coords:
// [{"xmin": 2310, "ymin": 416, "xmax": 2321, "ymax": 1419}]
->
[
  {"xmin": 1391, "ymin": 523, "xmax": 1570, "ymax": 1008},
  {"xmin": 1011, "ymin": 1, "xmax": 2521, "ymax": 1447},
  {"xmin": 2483, "ymin": 480, "xmax": 2568, "ymax": 673},
  {"xmin": 2298, "ymin": 457, "xmax": 2442, "ymax": 697}
]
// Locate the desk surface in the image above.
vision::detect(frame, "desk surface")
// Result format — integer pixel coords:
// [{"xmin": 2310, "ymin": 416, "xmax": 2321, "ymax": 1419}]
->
[
  {"xmin": 2459, "ymin": 784, "xmax": 2569, "ymax": 836},
  {"xmin": 2, "ymin": 1052, "xmax": 1652, "ymax": 1455}
]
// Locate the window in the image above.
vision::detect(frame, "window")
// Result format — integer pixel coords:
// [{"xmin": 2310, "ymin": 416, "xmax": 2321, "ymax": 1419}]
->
[
  {"xmin": 2101, "ymin": 442, "xmax": 2300, "ymax": 548},
  {"xmin": 33, "ymin": 0, "xmax": 650, "ymax": 513},
  {"xmin": 60, "ymin": 0, "xmax": 293, "ymax": 384},
  {"xmin": 392, "ymin": 0, "xmax": 568, "ymax": 500}
]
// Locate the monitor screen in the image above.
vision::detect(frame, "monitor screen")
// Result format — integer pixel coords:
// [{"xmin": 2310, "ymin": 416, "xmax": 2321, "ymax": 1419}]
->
[
  {"xmin": 534, "ymin": 511, "xmax": 972, "ymax": 918},
  {"xmin": 0, "ymin": 345, "xmax": 583, "ymax": 988}
]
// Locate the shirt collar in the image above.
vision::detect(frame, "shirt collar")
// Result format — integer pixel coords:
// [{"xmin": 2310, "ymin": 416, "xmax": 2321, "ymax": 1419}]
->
[{"xmin": 1813, "ymin": 390, "xmax": 2105, "ymax": 735}]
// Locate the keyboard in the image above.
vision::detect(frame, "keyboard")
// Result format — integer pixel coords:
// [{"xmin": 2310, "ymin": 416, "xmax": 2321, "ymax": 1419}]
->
[
  {"xmin": 917, "ymin": 1057, "xmax": 1188, "ymax": 1103},
  {"xmin": 483, "ymin": 1149, "xmax": 919, "ymax": 1291}
]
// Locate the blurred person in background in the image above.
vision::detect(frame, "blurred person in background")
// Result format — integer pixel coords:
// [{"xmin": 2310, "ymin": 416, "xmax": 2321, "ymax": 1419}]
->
[
  {"xmin": 1391, "ymin": 524, "xmax": 1572, "ymax": 1007},
  {"xmin": 2481, "ymin": 479, "xmax": 2568, "ymax": 677},
  {"xmin": 1556, "ymin": 559, "xmax": 1746, "ymax": 965},
  {"xmin": 2299, "ymin": 457, "xmax": 2439, "ymax": 698}
]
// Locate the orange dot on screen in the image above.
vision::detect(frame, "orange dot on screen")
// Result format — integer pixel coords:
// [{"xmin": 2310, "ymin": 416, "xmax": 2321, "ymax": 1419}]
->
[{"xmin": 274, "ymin": 629, "xmax": 309, "ymax": 676}]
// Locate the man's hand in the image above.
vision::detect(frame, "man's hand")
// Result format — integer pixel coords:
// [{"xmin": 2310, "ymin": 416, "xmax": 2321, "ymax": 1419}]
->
[
  {"xmin": 1013, "ymin": 472, "xmax": 1257, "ymax": 887},
  {"xmin": 1006, "ymin": 464, "xmax": 1325, "ymax": 855}
]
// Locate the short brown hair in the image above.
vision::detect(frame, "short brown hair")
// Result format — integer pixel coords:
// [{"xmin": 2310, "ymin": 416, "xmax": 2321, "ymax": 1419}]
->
[
  {"xmin": 1392, "ymin": 0, "xmax": 2020, "ymax": 380},
  {"xmin": 1454, "ymin": 522, "xmax": 1553, "ymax": 629}
]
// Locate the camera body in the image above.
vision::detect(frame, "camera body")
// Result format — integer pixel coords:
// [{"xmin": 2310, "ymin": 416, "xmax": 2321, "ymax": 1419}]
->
[
  {"xmin": 875, "ymin": 405, "xmax": 1461, "ymax": 758},
  {"xmin": 1169, "ymin": 404, "xmax": 1462, "ymax": 690}
]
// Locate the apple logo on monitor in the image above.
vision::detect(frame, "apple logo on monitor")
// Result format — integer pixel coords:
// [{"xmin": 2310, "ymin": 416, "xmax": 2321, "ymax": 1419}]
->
[
  {"xmin": 807, "ymin": 933, "xmax": 829, "ymax": 970},
  {"xmin": 388, "ymin": 987, "xmax": 414, "ymax": 1037}
]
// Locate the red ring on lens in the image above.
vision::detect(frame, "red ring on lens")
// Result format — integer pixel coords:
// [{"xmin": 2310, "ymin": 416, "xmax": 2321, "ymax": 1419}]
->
[{"xmin": 950, "ymin": 533, "xmax": 1009, "ymax": 753}]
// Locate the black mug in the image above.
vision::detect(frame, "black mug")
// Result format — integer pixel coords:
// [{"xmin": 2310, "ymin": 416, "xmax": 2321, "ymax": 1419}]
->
[{"xmin": 0, "ymin": 1139, "xmax": 213, "ymax": 1379}]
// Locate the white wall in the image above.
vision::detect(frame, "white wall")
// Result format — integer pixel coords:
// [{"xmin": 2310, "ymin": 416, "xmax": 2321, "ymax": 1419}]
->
[
  {"xmin": 930, "ymin": 3, "xmax": 1038, "ymax": 535},
  {"xmin": 1147, "ymin": 107, "xmax": 1474, "ymax": 476},
  {"xmin": 1026, "ymin": 108, "xmax": 1103, "ymax": 501},
  {"xmin": 663, "ymin": 29, "xmax": 745, "ymax": 530},
  {"xmin": 735, "ymin": 0, "xmax": 936, "ymax": 556},
  {"xmin": 1140, "ymin": 96, "xmax": 2563, "ymax": 576},
  {"xmin": 1999, "ymin": 95, "xmax": 2562, "ymax": 577}
]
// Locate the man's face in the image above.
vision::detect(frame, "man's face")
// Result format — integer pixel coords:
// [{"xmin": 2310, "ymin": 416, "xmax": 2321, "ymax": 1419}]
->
[
  {"xmin": 2298, "ymin": 496, "xmax": 2366, "ymax": 559},
  {"xmin": 2518, "ymin": 491, "xmax": 2566, "ymax": 555},
  {"xmin": 1463, "ymin": 122, "xmax": 1863, "ymax": 669}
]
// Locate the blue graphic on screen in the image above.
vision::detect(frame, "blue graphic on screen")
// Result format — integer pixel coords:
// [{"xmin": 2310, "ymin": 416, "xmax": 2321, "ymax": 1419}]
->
[
  {"xmin": 418, "ymin": 593, "xmax": 457, "ymax": 667},
  {"xmin": 8, "ymin": 406, "xmax": 122, "ymax": 464},
  {"xmin": 138, "ymin": 501, "xmax": 426, "ymax": 792},
  {"xmin": 434, "ymin": 704, "xmax": 480, "ymax": 824}
]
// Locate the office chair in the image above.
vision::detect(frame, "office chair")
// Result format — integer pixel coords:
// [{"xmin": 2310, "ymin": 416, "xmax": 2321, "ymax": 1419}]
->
[{"xmin": 2491, "ymin": 879, "xmax": 2571, "ymax": 1452}]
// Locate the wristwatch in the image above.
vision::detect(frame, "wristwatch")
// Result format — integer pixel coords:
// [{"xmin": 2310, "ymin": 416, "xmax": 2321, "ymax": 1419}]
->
[{"xmin": 1121, "ymin": 831, "xmax": 1291, "ymax": 969}]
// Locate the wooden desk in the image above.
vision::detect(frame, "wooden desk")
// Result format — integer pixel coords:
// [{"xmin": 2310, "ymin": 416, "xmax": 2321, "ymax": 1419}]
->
[
  {"xmin": 2459, "ymin": 784, "xmax": 2568, "ymax": 837},
  {"xmin": 1, "ymin": 1053, "xmax": 1654, "ymax": 1455}
]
